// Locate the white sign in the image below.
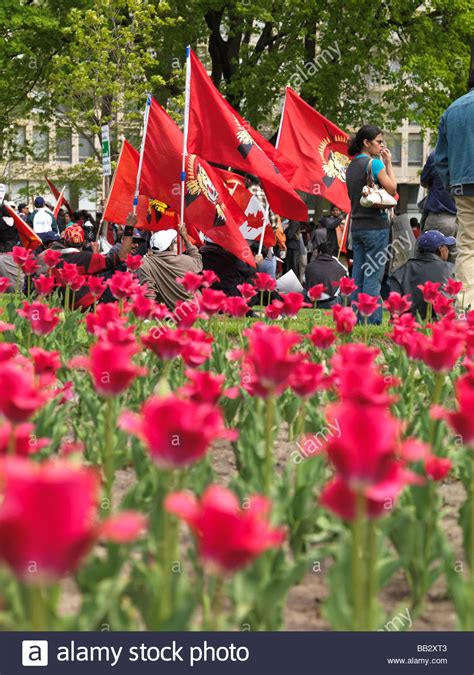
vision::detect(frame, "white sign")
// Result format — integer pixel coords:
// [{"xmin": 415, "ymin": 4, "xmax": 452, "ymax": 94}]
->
[
  {"xmin": 101, "ymin": 124, "xmax": 112, "ymax": 177},
  {"xmin": 0, "ymin": 183, "xmax": 6, "ymax": 202}
]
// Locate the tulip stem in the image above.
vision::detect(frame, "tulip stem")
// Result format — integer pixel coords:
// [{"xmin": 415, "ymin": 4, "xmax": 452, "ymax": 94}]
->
[
  {"xmin": 428, "ymin": 372, "xmax": 444, "ymax": 448},
  {"xmin": 210, "ymin": 576, "xmax": 224, "ymax": 630},
  {"xmin": 264, "ymin": 396, "xmax": 276, "ymax": 496},
  {"xmin": 7, "ymin": 424, "xmax": 16, "ymax": 456},
  {"xmin": 366, "ymin": 520, "xmax": 377, "ymax": 631},
  {"xmin": 363, "ymin": 316, "xmax": 368, "ymax": 344},
  {"xmin": 29, "ymin": 584, "xmax": 47, "ymax": 631},
  {"xmin": 259, "ymin": 290, "xmax": 264, "ymax": 309},
  {"xmin": 103, "ymin": 396, "xmax": 115, "ymax": 507},
  {"xmin": 351, "ymin": 491, "xmax": 366, "ymax": 630}
]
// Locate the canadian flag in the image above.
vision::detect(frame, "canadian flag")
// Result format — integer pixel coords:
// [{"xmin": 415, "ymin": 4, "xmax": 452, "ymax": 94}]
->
[{"xmin": 216, "ymin": 169, "xmax": 275, "ymax": 247}]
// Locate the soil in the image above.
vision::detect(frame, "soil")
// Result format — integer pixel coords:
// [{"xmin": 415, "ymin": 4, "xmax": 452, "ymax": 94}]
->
[{"xmin": 59, "ymin": 423, "xmax": 465, "ymax": 631}]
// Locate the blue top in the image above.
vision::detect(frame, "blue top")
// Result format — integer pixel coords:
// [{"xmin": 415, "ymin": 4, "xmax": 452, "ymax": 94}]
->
[
  {"xmin": 356, "ymin": 154, "xmax": 385, "ymax": 185},
  {"xmin": 435, "ymin": 89, "xmax": 474, "ymax": 189},
  {"xmin": 420, "ymin": 151, "xmax": 456, "ymax": 215}
]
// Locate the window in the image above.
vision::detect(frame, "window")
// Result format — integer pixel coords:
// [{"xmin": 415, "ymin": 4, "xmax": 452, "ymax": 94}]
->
[
  {"xmin": 32, "ymin": 127, "xmax": 49, "ymax": 160},
  {"xmin": 11, "ymin": 127, "xmax": 26, "ymax": 161},
  {"xmin": 56, "ymin": 128, "xmax": 72, "ymax": 162},
  {"xmin": 78, "ymin": 132, "xmax": 95, "ymax": 162},
  {"xmin": 386, "ymin": 133, "xmax": 402, "ymax": 166},
  {"xmin": 408, "ymin": 133, "xmax": 423, "ymax": 166}
]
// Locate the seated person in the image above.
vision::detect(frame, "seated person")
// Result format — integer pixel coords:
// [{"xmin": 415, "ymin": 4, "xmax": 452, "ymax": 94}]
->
[
  {"xmin": 139, "ymin": 224, "xmax": 202, "ymax": 309},
  {"xmin": 249, "ymin": 240, "xmax": 276, "ymax": 278},
  {"xmin": 200, "ymin": 239, "xmax": 257, "ymax": 296},
  {"xmin": 0, "ymin": 205, "xmax": 22, "ymax": 291},
  {"xmin": 37, "ymin": 215, "xmax": 135, "ymax": 310},
  {"xmin": 391, "ymin": 229, "xmax": 455, "ymax": 319},
  {"xmin": 305, "ymin": 241, "xmax": 348, "ymax": 307}
]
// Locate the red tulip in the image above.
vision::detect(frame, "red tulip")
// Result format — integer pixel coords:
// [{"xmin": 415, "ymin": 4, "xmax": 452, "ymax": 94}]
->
[
  {"xmin": 165, "ymin": 485, "xmax": 284, "ymax": 572},
  {"xmin": 59, "ymin": 439, "xmax": 85, "ymax": 457},
  {"xmin": 417, "ymin": 281, "xmax": 441, "ymax": 304},
  {"xmin": 433, "ymin": 294, "xmax": 456, "ymax": 319},
  {"xmin": 0, "ymin": 319, "xmax": 14, "ymax": 333},
  {"xmin": 417, "ymin": 322, "xmax": 465, "ymax": 372},
  {"xmin": 107, "ymin": 270, "xmax": 139, "ymax": 300},
  {"xmin": 120, "ymin": 394, "xmax": 234, "ymax": 468},
  {"xmin": 21, "ymin": 257, "xmax": 39, "ymax": 276},
  {"xmin": 0, "ymin": 362, "xmax": 46, "ymax": 423},
  {"xmin": 337, "ymin": 277, "xmax": 357, "ymax": 296},
  {"xmin": 125, "ymin": 254, "xmax": 142, "ymax": 271},
  {"xmin": 444, "ymin": 278, "xmax": 463, "ymax": 297},
  {"xmin": 152, "ymin": 302, "xmax": 173, "ymax": 321},
  {"xmin": 431, "ymin": 369, "xmax": 474, "ymax": 445},
  {"xmin": 0, "ymin": 343, "xmax": 19, "ymax": 363},
  {"xmin": 178, "ymin": 271, "xmax": 204, "ymax": 293},
  {"xmin": 18, "ymin": 301, "xmax": 61, "ymax": 335},
  {"xmin": 280, "ymin": 292, "xmax": 308, "ymax": 316},
  {"xmin": 309, "ymin": 326, "xmax": 336, "ymax": 349},
  {"xmin": 12, "ymin": 246, "xmax": 31, "ymax": 267},
  {"xmin": 354, "ymin": 292, "xmax": 379, "ymax": 317},
  {"xmin": 332, "ymin": 305, "xmax": 357, "ymax": 334},
  {"xmin": 180, "ymin": 328, "xmax": 213, "ymax": 367},
  {"xmin": 199, "ymin": 288, "xmax": 227, "ymax": 317},
  {"xmin": 43, "ymin": 249, "xmax": 62, "ymax": 269},
  {"xmin": 224, "ymin": 296, "xmax": 249, "ymax": 317},
  {"xmin": 321, "ymin": 476, "xmax": 393, "ymax": 520},
  {"xmin": 0, "ymin": 422, "xmax": 49, "ymax": 456},
  {"xmin": 308, "ymin": 283, "xmax": 325, "ymax": 302},
  {"xmin": 68, "ymin": 273, "xmax": 86, "ymax": 293},
  {"xmin": 56, "ymin": 262, "xmax": 80, "ymax": 287},
  {"xmin": 237, "ymin": 283, "xmax": 257, "ymax": 300},
  {"xmin": 173, "ymin": 300, "xmax": 199, "ymax": 328},
  {"xmin": 178, "ymin": 370, "xmax": 238, "ymax": 405},
  {"xmin": 425, "ymin": 456, "xmax": 451, "ymax": 481},
  {"xmin": 142, "ymin": 327, "xmax": 185, "ymax": 360},
  {"xmin": 85, "ymin": 342, "xmax": 146, "ymax": 396},
  {"xmin": 254, "ymin": 272, "xmax": 276, "ymax": 292},
  {"xmin": 384, "ymin": 292, "xmax": 412, "ymax": 316},
  {"xmin": 84, "ymin": 303, "xmax": 122, "ymax": 335},
  {"xmin": 265, "ymin": 301, "xmax": 284, "ymax": 319},
  {"xmin": 0, "ymin": 277, "xmax": 12, "ymax": 293},
  {"xmin": 323, "ymin": 402, "xmax": 401, "ymax": 488},
  {"xmin": 130, "ymin": 293, "xmax": 155, "ymax": 320},
  {"xmin": 330, "ymin": 344, "xmax": 397, "ymax": 406},
  {"xmin": 86, "ymin": 275, "xmax": 107, "ymax": 300},
  {"xmin": 33, "ymin": 274, "xmax": 56, "ymax": 296},
  {"xmin": 200, "ymin": 270, "xmax": 220, "ymax": 287},
  {"xmin": 289, "ymin": 361, "xmax": 327, "ymax": 397},
  {"xmin": 100, "ymin": 322, "xmax": 136, "ymax": 348},
  {"xmin": 29, "ymin": 348, "xmax": 61, "ymax": 383},
  {"xmin": 236, "ymin": 323, "xmax": 303, "ymax": 398},
  {"xmin": 0, "ymin": 458, "xmax": 145, "ymax": 581}
]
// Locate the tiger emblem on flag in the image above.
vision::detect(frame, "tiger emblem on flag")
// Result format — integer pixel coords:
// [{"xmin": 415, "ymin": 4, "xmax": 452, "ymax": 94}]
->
[
  {"xmin": 186, "ymin": 154, "xmax": 226, "ymax": 223},
  {"xmin": 233, "ymin": 115, "xmax": 254, "ymax": 159},
  {"xmin": 318, "ymin": 134, "xmax": 350, "ymax": 186}
]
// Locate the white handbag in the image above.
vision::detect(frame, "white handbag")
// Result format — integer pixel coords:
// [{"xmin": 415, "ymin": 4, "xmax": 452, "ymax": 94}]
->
[{"xmin": 360, "ymin": 158, "xmax": 397, "ymax": 208}]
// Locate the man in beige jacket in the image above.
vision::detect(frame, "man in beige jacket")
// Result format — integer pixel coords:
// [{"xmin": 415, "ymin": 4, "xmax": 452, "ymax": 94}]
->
[{"xmin": 138, "ymin": 223, "xmax": 203, "ymax": 309}]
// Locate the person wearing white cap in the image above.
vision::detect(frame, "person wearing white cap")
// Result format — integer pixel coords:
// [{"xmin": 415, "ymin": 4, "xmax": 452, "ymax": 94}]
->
[{"xmin": 138, "ymin": 223, "xmax": 203, "ymax": 309}]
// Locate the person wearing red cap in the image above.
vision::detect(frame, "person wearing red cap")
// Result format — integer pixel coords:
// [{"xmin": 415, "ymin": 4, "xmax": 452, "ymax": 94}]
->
[{"xmin": 37, "ymin": 214, "xmax": 136, "ymax": 309}]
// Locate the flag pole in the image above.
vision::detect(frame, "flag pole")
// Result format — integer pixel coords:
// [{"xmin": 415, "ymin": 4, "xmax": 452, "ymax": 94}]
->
[
  {"xmin": 133, "ymin": 94, "xmax": 152, "ymax": 216},
  {"xmin": 179, "ymin": 45, "xmax": 191, "ymax": 254},
  {"xmin": 257, "ymin": 87, "xmax": 287, "ymax": 257},
  {"xmin": 96, "ymin": 140, "xmax": 126, "ymax": 243},
  {"xmin": 275, "ymin": 86, "xmax": 287, "ymax": 151},
  {"xmin": 338, "ymin": 213, "xmax": 350, "ymax": 260}
]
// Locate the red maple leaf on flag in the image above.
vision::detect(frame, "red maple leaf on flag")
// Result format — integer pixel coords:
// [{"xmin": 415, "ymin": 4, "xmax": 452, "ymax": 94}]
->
[{"xmin": 247, "ymin": 212, "xmax": 265, "ymax": 230}]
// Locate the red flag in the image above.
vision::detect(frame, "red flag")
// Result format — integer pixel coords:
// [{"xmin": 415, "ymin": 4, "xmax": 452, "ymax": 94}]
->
[
  {"xmin": 44, "ymin": 176, "xmax": 73, "ymax": 216},
  {"xmin": 53, "ymin": 186, "xmax": 66, "ymax": 219},
  {"xmin": 187, "ymin": 49, "xmax": 307, "ymax": 222},
  {"xmin": 102, "ymin": 140, "xmax": 177, "ymax": 231},
  {"xmin": 3, "ymin": 204, "xmax": 42, "ymax": 251},
  {"xmin": 277, "ymin": 88, "xmax": 351, "ymax": 213},
  {"xmin": 139, "ymin": 98, "xmax": 254, "ymax": 266},
  {"xmin": 216, "ymin": 168, "xmax": 275, "ymax": 247}
]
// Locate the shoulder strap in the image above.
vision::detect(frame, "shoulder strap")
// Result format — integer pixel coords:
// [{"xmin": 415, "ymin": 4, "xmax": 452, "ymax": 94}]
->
[{"xmin": 365, "ymin": 158, "xmax": 375, "ymax": 187}]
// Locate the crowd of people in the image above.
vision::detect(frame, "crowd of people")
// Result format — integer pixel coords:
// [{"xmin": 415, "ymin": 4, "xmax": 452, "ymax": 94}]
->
[{"xmin": 0, "ymin": 77, "xmax": 472, "ymax": 321}]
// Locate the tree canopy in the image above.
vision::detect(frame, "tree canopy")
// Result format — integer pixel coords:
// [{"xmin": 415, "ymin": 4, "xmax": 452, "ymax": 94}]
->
[{"xmin": 0, "ymin": 0, "xmax": 472, "ymax": 190}]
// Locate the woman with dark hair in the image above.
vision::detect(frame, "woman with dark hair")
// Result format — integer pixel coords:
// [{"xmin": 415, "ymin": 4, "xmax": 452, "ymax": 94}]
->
[{"xmin": 346, "ymin": 125, "xmax": 397, "ymax": 324}]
